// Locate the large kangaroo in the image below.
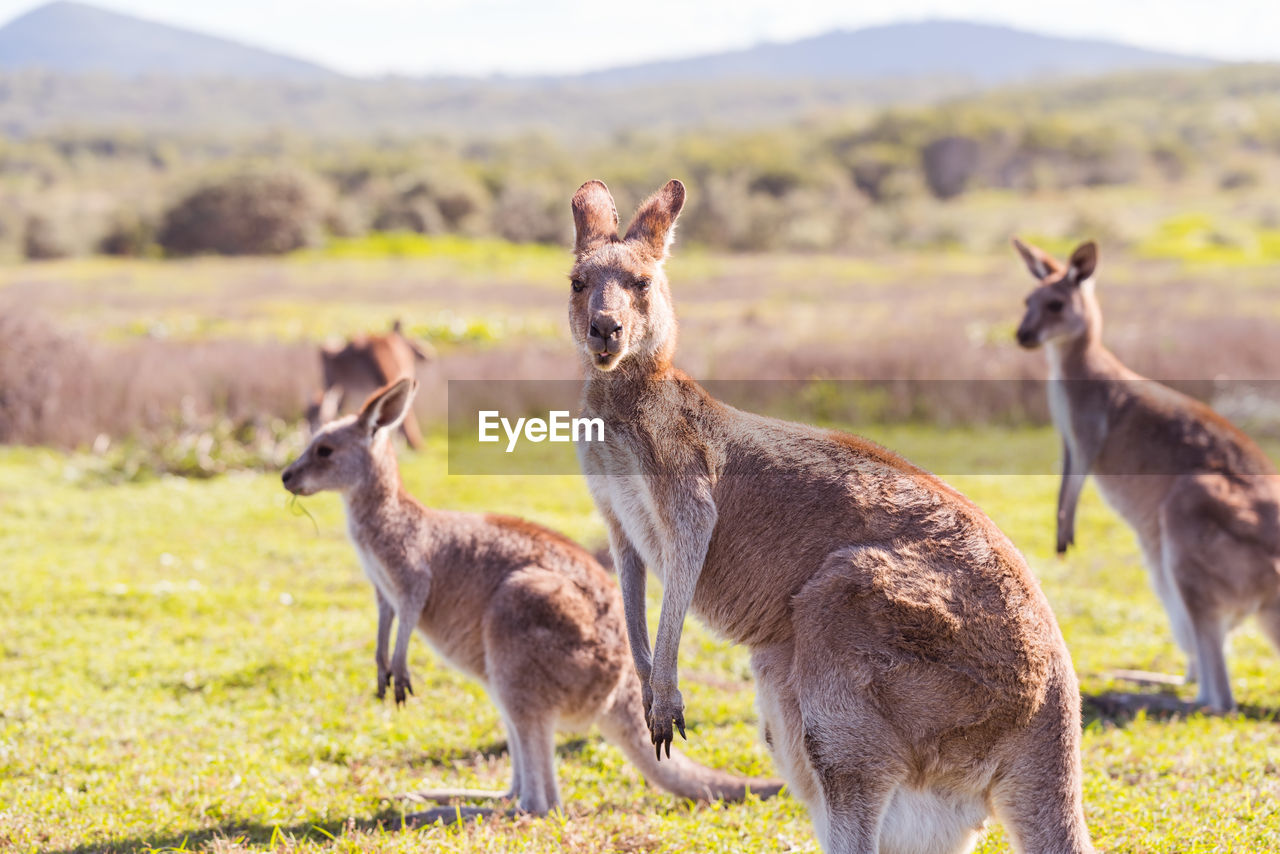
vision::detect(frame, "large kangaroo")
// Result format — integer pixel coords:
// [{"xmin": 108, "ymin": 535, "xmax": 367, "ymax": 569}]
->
[
  {"xmin": 1013, "ymin": 237, "xmax": 1280, "ymax": 712},
  {"xmin": 305, "ymin": 320, "xmax": 433, "ymax": 449},
  {"xmin": 281, "ymin": 378, "xmax": 781, "ymax": 820},
  {"xmin": 568, "ymin": 179, "xmax": 1094, "ymax": 854}
]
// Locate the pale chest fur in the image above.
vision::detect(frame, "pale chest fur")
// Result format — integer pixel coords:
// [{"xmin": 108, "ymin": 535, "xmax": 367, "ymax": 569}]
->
[
  {"xmin": 347, "ymin": 521, "xmax": 403, "ymax": 605},
  {"xmin": 578, "ymin": 436, "xmax": 669, "ymax": 585},
  {"xmin": 1045, "ymin": 357, "xmax": 1095, "ymax": 463}
]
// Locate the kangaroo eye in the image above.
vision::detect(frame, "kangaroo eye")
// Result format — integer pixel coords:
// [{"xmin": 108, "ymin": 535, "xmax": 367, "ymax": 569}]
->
[
  {"xmin": 1046, "ymin": 299, "xmax": 1065, "ymax": 313},
  {"xmin": 634, "ymin": 278, "xmax": 651, "ymax": 291},
  {"xmin": 571, "ymin": 279, "xmax": 586, "ymax": 293},
  {"xmin": 317, "ymin": 445, "xmax": 333, "ymax": 458}
]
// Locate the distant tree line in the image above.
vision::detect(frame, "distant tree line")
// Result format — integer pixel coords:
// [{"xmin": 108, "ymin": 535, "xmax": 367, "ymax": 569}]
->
[{"xmin": 2, "ymin": 63, "xmax": 1278, "ymax": 258}]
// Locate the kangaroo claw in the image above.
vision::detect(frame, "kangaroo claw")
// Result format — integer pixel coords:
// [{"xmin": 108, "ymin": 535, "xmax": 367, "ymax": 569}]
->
[
  {"xmin": 394, "ymin": 671, "xmax": 413, "ymax": 706},
  {"xmin": 646, "ymin": 691, "xmax": 685, "ymax": 762}
]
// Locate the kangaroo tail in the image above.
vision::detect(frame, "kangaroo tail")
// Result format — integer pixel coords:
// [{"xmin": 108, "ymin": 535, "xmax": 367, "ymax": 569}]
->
[{"xmin": 596, "ymin": 670, "xmax": 784, "ymax": 803}]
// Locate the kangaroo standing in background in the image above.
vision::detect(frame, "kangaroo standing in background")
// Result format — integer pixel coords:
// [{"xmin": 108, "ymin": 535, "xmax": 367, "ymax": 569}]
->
[
  {"xmin": 305, "ymin": 320, "xmax": 434, "ymax": 449},
  {"xmin": 1013, "ymin": 237, "xmax": 1280, "ymax": 712},
  {"xmin": 281, "ymin": 378, "xmax": 781, "ymax": 820},
  {"xmin": 568, "ymin": 179, "xmax": 1094, "ymax": 854}
]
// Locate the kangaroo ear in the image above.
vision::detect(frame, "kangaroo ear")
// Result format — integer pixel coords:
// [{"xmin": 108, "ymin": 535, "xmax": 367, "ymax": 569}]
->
[
  {"xmin": 572, "ymin": 180, "xmax": 618, "ymax": 255},
  {"xmin": 1066, "ymin": 241, "xmax": 1098, "ymax": 284},
  {"xmin": 358, "ymin": 378, "xmax": 417, "ymax": 435},
  {"xmin": 407, "ymin": 337, "xmax": 435, "ymax": 363},
  {"xmin": 625, "ymin": 179, "xmax": 685, "ymax": 259},
  {"xmin": 1011, "ymin": 237, "xmax": 1063, "ymax": 282}
]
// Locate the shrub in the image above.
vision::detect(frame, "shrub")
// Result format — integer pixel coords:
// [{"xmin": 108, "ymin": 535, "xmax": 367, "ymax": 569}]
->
[
  {"xmin": 157, "ymin": 169, "xmax": 332, "ymax": 256},
  {"xmin": 22, "ymin": 215, "xmax": 70, "ymax": 260},
  {"xmin": 97, "ymin": 212, "xmax": 155, "ymax": 256},
  {"xmin": 921, "ymin": 136, "xmax": 980, "ymax": 200},
  {"xmin": 491, "ymin": 184, "xmax": 567, "ymax": 244},
  {"xmin": 1219, "ymin": 167, "xmax": 1261, "ymax": 191}
]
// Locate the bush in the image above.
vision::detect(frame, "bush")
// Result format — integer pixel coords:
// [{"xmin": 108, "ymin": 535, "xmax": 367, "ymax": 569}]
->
[
  {"xmin": 921, "ymin": 136, "xmax": 980, "ymax": 200},
  {"xmin": 98, "ymin": 212, "xmax": 155, "ymax": 256},
  {"xmin": 491, "ymin": 184, "xmax": 566, "ymax": 244},
  {"xmin": 1219, "ymin": 167, "xmax": 1261, "ymax": 191},
  {"xmin": 22, "ymin": 215, "xmax": 70, "ymax": 260},
  {"xmin": 157, "ymin": 169, "xmax": 332, "ymax": 256}
]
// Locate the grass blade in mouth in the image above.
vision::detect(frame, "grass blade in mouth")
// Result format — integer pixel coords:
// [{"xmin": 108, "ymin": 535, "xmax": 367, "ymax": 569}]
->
[{"xmin": 287, "ymin": 493, "xmax": 320, "ymax": 535}]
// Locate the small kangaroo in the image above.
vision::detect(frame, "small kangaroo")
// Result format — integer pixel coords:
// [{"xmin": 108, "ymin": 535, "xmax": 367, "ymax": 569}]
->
[
  {"xmin": 305, "ymin": 320, "xmax": 433, "ymax": 449},
  {"xmin": 1013, "ymin": 237, "xmax": 1280, "ymax": 712},
  {"xmin": 281, "ymin": 378, "xmax": 781, "ymax": 820},
  {"xmin": 568, "ymin": 179, "xmax": 1094, "ymax": 854}
]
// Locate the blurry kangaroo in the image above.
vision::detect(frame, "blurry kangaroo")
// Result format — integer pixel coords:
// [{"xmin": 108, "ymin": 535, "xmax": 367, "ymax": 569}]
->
[
  {"xmin": 1013, "ymin": 237, "xmax": 1280, "ymax": 712},
  {"xmin": 568, "ymin": 179, "xmax": 1093, "ymax": 854},
  {"xmin": 305, "ymin": 320, "xmax": 433, "ymax": 449},
  {"xmin": 281, "ymin": 378, "xmax": 782, "ymax": 820}
]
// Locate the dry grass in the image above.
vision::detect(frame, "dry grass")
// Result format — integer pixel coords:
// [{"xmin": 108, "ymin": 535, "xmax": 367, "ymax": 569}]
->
[
  {"xmin": 0, "ymin": 305, "xmax": 316, "ymax": 449},
  {"xmin": 5, "ymin": 246, "xmax": 1280, "ymax": 461}
]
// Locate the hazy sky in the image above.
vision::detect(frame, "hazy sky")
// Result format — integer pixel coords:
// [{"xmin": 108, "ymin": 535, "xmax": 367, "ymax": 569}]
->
[{"xmin": 2, "ymin": 0, "xmax": 1277, "ymax": 76}]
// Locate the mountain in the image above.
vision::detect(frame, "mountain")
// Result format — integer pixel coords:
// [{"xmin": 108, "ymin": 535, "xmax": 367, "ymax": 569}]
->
[
  {"xmin": 0, "ymin": 1, "xmax": 336, "ymax": 79},
  {"xmin": 0, "ymin": 6, "xmax": 1232, "ymax": 138},
  {"xmin": 573, "ymin": 20, "xmax": 1216, "ymax": 87}
]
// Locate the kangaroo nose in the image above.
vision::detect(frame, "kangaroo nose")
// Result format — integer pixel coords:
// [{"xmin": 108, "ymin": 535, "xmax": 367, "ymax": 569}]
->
[
  {"xmin": 589, "ymin": 316, "xmax": 622, "ymax": 340},
  {"xmin": 1016, "ymin": 327, "xmax": 1035, "ymax": 347},
  {"xmin": 281, "ymin": 469, "xmax": 293, "ymax": 484}
]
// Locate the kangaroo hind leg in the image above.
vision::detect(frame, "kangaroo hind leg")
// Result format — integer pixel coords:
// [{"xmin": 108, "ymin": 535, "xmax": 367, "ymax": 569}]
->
[
  {"xmin": 988, "ymin": 685, "xmax": 1093, "ymax": 854},
  {"xmin": 1160, "ymin": 485, "xmax": 1239, "ymax": 712}
]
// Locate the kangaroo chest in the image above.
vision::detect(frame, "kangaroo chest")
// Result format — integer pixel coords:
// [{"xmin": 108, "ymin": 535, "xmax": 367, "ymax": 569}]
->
[
  {"xmin": 348, "ymin": 533, "xmax": 402, "ymax": 604},
  {"xmin": 1046, "ymin": 375, "xmax": 1072, "ymax": 444},
  {"xmin": 579, "ymin": 435, "xmax": 670, "ymax": 585}
]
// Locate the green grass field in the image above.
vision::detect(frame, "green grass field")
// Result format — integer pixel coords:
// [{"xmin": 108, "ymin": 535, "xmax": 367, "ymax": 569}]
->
[{"xmin": 4, "ymin": 427, "xmax": 1279, "ymax": 853}]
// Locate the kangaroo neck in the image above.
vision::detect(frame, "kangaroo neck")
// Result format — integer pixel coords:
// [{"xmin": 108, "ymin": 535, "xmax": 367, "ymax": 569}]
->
[
  {"xmin": 582, "ymin": 353, "xmax": 678, "ymax": 418},
  {"xmin": 341, "ymin": 439, "xmax": 416, "ymax": 530}
]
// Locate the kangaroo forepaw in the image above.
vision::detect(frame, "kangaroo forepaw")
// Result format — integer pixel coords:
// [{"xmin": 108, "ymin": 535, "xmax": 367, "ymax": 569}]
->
[
  {"xmin": 376, "ymin": 665, "xmax": 392, "ymax": 700},
  {"xmin": 645, "ymin": 691, "xmax": 686, "ymax": 761},
  {"xmin": 393, "ymin": 670, "xmax": 414, "ymax": 706}
]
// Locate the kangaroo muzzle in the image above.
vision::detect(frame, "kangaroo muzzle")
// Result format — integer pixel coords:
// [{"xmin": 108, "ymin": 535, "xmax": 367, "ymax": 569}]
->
[{"xmin": 587, "ymin": 313, "xmax": 623, "ymax": 355}]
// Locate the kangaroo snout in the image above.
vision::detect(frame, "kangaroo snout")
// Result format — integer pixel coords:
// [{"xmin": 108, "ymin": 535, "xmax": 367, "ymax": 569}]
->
[
  {"xmin": 1015, "ymin": 324, "xmax": 1039, "ymax": 349},
  {"xmin": 281, "ymin": 464, "xmax": 309, "ymax": 495},
  {"xmin": 587, "ymin": 313, "xmax": 623, "ymax": 352}
]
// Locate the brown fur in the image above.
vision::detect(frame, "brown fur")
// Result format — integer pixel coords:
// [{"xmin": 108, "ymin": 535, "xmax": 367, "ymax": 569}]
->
[
  {"xmin": 567, "ymin": 180, "xmax": 1094, "ymax": 854},
  {"xmin": 1013, "ymin": 237, "xmax": 1280, "ymax": 712},
  {"xmin": 305, "ymin": 320, "xmax": 433, "ymax": 449},
  {"xmin": 281, "ymin": 379, "xmax": 782, "ymax": 820}
]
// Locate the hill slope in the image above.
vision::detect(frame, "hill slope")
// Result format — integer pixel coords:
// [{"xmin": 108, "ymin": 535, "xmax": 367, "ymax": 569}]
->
[
  {"xmin": 0, "ymin": 1, "xmax": 336, "ymax": 79},
  {"xmin": 575, "ymin": 20, "xmax": 1216, "ymax": 87}
]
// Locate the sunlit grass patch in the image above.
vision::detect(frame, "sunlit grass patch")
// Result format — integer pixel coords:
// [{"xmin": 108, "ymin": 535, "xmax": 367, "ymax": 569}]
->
[
  {"xmin": 293, "ymin": 233, "xmax": 568, "ymax": 283},
  {"xmin": 1137, "ymin": 213, "xmax": 1280, "ymax": 266},
  {"xmin": 4, "ymin": 429, "xmax": 1280, "ymax": 852}
]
